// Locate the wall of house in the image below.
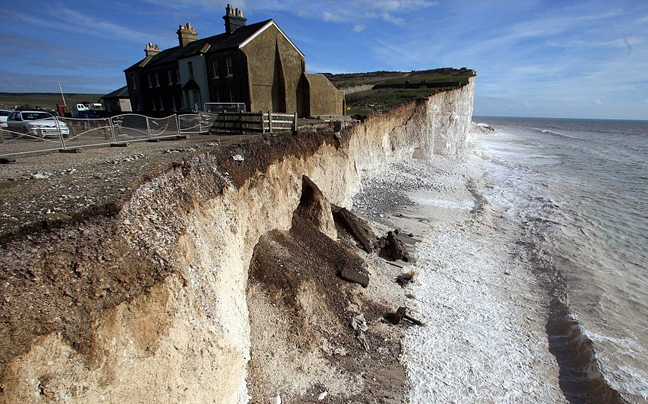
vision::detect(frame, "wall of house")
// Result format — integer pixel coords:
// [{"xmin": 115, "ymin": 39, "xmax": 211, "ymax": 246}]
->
[
  {"xmin": 242, "ymin": 24, "xmax": 304, "ymax": 113},
  {"xmin": 205, "ymin": 49, "xmax": 249, "ymax": 106},
  {"xmin": 178, "ymin": 55, "xmax": 210, "ymax": 111},
  {"xmin": 119, "ymin": 98, "xmax": 133, "ymax": 113},
  {"xmin": 303, "ymin": 73, "xmax": 345, "ymax": 117}
]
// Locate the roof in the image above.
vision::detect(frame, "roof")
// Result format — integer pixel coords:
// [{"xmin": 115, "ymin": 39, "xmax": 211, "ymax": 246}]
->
[
  {"xmin": 125, "ymin": 20, "xmax": 277, "ymax": 72},
  {"xmin": 101, "ymin": 86, "xmax": 129, "ymax": 99}
]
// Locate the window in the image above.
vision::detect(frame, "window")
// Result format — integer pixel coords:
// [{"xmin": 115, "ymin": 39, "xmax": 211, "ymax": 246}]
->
[
  {"xmin": 176, "ymin": 67, "xmax": 181, "ymax": 84},
  {"xmin": 155, "ymin": 71, "xmax": 161, "ymax": 87},
  {"xmin": 131, "ymin": 74, "xmax": 137, "ymax": 90},
  {"xmin": 147, "ymin": 73, "xmax": 153, "ymax": 88},
  {"xmin": 226, "ymin": 57, "xmax": 233, "ymax": 77},
  {"xmin": 151, "ymin": 98, "xmax": 157, "ymax": 111},
  {"xmin": 188, "ymin": 62, "xmax": 194, "ymax": 78},
  {"xmin": 168, "ymin": 70, "xmax": 173, "ymax": 85},
  {"xmin": 159, "ymin": 96, "xmax": 164, "ymax": 111},
  {"xmin": 212, "ymin": 60, "xmax": 219, "ymax": 79}
]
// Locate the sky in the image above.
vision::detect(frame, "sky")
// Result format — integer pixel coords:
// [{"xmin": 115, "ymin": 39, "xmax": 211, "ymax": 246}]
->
[{"xmin": 1, "ymin": 0, "xmax": 647, "ymax": 120}]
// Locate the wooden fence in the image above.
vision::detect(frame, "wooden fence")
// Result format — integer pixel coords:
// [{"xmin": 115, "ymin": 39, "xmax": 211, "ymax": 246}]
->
[{"xmin": 209, "ymin": 111, "xmax": 297, "ymax": 134}]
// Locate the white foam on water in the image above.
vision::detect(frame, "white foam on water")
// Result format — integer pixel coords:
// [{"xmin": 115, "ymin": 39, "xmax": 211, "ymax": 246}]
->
[{"xmin": 360, "ymin": 144, "xmax": 567, "ymax": 403}]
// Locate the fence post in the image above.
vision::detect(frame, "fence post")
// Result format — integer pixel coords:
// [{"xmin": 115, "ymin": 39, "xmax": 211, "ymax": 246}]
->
[
  {"xmin": 175, "ymin": 114, "xmax": 181, "ymax": 136},
  {"xmin": 238, "ymin": 111, "xmax": 243, "ymax": 133},
  {"xmin": 268, "ymin": 110, "xmax": 272, "ymax": 134},
  {"xmin": 260, "ymin": 110, "xmax": 265, "ymax": 133},
  {"xmin": 146, "ymin": 116, "xmax": 152, "ymax": 140},
  {"xmin": 293, "ymin": 112, "xmax": 298, "ymax": 133},
  {"xmin": 55, "ymin": 118, "xmax": 66, "ymax": 149},
  {"xmin": 198, "ymin": 113, "xmax": 203, "ymax": 134},
  {"xmin": 109, "ymin": 116, "xmax": 117, "ymax": 143}
]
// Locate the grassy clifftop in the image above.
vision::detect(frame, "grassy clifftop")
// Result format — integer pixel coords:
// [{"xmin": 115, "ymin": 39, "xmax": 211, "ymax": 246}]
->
[{"xmin": 326, "ymin": 67, "xmax": 475, "ymax": 117}]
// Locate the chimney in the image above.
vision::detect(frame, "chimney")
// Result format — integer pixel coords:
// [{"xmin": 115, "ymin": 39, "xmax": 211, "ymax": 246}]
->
[
  {"xmin": 145, "ymin": 43, "xmax": 160, "ymax": 57},
  {"xmin": 223, "ymin": 4, "xmax": 247, "ymax": 35},
  {"xmin": 177, "ymin": 22, "xmax": 198, "ymax": 47}
]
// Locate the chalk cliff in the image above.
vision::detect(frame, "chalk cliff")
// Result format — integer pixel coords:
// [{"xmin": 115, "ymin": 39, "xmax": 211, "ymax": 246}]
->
[{"xmin": 0, "ymin": 78, "xmax": 474, "ymax": 403}]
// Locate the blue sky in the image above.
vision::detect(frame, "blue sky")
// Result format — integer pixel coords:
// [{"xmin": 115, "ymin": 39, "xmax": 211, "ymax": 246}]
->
[{"xmin": 1, "ymin": 0, "xmax": 647, "ymax": 119}]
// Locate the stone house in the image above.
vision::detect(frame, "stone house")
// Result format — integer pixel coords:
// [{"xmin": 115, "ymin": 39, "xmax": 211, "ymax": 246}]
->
[
  {"xmin": 100, "ymin": 86, "xmax": 132, "ymax": 114},
  {"xmin": 124, "ymin": 5, "xmax": 344, "ymax": 117}
]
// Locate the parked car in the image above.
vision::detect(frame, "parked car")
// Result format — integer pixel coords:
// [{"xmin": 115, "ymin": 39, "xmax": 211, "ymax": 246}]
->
[
  {"xmin": 6, "ymin": 110, "xmax": 70, "ymax": 137},
  {"xmin": 0, "ymin": 109, "xmax": 11, "ymax": 128}
]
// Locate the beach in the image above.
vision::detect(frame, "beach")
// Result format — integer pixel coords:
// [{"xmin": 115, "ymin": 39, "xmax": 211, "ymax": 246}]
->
[
  {"xmin": 354, "ymin": 142, "xmax": 566, "ymax": 402},
  {"xmin": 354, "ymin": 117, "xmax": 648, "ymax": 403}
]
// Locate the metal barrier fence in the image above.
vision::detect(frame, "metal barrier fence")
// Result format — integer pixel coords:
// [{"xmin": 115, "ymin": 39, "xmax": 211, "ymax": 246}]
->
[
  {"xmin": 204, "ymin": 102, "xmax": 247, "ymax": 113},
  {"xmin": 0, "ymin": 111, "xmax": 297, "ymax": 159},
  {"xmin": 0, "ymin": 113, "xmax": 208, "ymax": 159}
]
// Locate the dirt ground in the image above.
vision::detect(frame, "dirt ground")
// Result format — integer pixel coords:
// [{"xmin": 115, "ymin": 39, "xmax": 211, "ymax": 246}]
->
[{"xmin": 0, "ymin": 133, "xmax": 262, "ymax": 242}]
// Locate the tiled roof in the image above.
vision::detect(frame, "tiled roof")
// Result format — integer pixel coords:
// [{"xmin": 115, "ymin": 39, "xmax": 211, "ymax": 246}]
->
[
  {"xmin": 101, "ymin": 86, "xmax": 129, "ymax": 99},
  {"xmin": 124, "ymin": 20, "xmax": 273, "ymax": 72}
]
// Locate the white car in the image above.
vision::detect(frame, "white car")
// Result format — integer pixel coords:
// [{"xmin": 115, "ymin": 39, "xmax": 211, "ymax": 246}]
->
[
  {"xmin": 0, "ymin": 109, "xmax": 11, "ymax": 128},
  {"xmin": 6, "ymin": 110, "xmax": 70, "ymax": 137}
]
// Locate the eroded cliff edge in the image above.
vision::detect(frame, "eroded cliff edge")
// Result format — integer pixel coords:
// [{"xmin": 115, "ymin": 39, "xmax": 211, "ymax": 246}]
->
[{"xmin": 0, "ymin": 78, "xmax": 475, "ymax": 403}]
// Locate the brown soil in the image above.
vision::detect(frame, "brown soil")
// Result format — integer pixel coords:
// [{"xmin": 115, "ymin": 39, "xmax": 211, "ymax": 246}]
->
[{"xmin": 247, "ymin": 213, "xmax": 407, "ymax": 404}]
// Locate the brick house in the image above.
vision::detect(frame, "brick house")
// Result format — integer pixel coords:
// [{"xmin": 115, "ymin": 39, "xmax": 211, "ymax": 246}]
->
[{"xmin": 124, "ymin": 5, "xmax": 344, "ymax": 117}]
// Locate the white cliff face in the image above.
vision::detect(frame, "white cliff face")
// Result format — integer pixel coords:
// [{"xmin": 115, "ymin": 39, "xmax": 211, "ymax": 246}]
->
[{"xmin": 0, "ymin": 79, "xmax": 475, "ymax": 404}]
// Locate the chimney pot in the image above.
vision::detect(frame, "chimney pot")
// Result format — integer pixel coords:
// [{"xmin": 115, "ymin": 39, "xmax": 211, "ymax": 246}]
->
[
  {"xmin": 177, "ymin": 22, "xmax": 198, "ymax": 47},
  {"xmin": 223, "ymin": 5, "xmax": 247, "ymax": 34}
]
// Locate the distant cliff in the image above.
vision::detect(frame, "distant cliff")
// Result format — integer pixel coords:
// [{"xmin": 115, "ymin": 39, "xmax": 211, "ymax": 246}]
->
[{"xmin": 0, "ymin": 78, "xmax": 475, "ymax": 403}]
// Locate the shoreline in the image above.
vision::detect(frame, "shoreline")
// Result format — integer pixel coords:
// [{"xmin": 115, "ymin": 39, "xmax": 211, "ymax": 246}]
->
[{"xmin": 354, "ymin": 135, "xmax": 567, "ymax": 402}]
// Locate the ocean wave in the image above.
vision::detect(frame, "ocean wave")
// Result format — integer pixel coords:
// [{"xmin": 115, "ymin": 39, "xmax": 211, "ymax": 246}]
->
[
  {"xmin": 532, "ymin": 127, "xmax": 584, "ymax": 141},
  {"xmin": 522, "ymin": 208, "xmax": 628, "ymax": 403}
]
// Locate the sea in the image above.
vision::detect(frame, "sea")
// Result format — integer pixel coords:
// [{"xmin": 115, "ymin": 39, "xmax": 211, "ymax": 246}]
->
[
  {"xmin": 354, "ymin": 116, "xmax": 647, "ymax": 403},
  {"xmin": 472, "ymin": 117, "xmax": 648, "ymax": 403}
]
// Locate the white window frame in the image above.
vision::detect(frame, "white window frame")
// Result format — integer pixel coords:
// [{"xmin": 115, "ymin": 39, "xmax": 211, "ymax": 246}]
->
[
  {"xmin": 226, "ymin": 57, "xmax": 233, "ymax": 77},
  {"xmin": 212, "ymin": 60, "xmax": 219, "ymax": 79}
]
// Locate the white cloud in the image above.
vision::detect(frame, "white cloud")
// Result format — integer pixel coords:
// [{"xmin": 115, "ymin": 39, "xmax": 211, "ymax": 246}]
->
[
  {"xmin": 353, "ymin": 24, "xmax": 367, "ymax": 33},
  {"xmin": 3, "ymin": 8, "xmax": 153, "ymax": 44},
  {"xmin": 323, "ymin": 11, "xmax": 347, "ymax": 23}
]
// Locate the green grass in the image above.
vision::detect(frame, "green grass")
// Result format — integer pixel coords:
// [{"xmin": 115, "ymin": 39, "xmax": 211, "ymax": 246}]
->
[
  {"xmin": 330, "ymin": 67, "xmax": 475, "ymax": 117},
  {"xmin": 0, "ymin": 93, "xmax": 104, "ymax": 111}
]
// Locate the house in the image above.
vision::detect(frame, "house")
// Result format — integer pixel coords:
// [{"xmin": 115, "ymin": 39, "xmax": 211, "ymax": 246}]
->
[
  {"xmin": 124, "ymin": 5, "xmax": 344, "ymax": 117},
  {"xmin": 101, "ymin": 86, "xmax": 132, "ymax": 114}
]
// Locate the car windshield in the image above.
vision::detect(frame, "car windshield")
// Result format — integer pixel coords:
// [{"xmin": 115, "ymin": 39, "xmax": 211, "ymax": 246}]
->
[
  {"xmin": 22, "ymin": 112, "xmax": 52, "ymax": 120},
  {"xmin": 0, "ymin": 111, "xmax": 10, "ymax": 117}
]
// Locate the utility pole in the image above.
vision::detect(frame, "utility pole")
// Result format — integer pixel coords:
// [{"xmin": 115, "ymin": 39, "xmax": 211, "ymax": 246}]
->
[{"xmin": 58, "ymin": 81, "xmax": 67, "ymax": 107}]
